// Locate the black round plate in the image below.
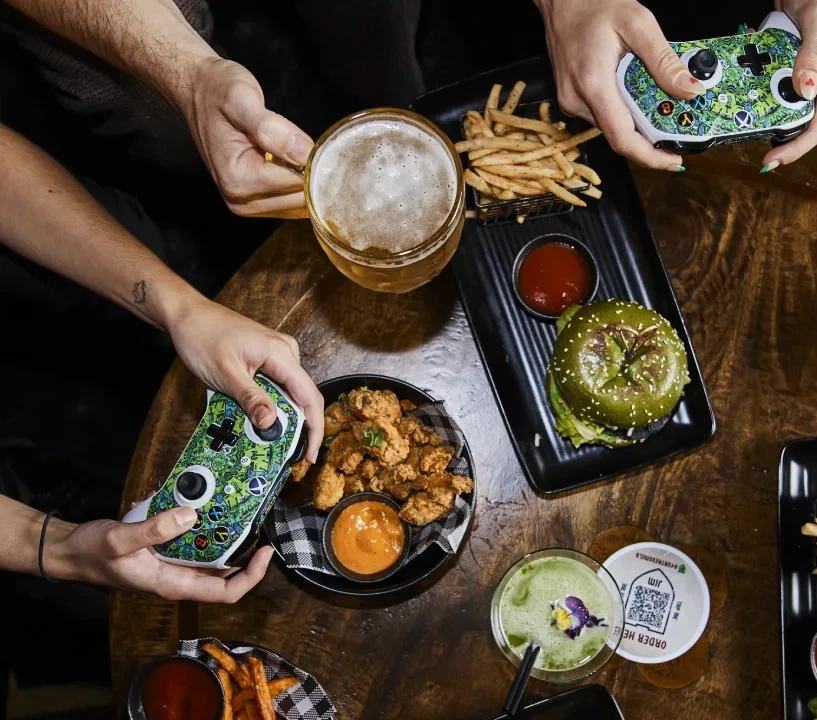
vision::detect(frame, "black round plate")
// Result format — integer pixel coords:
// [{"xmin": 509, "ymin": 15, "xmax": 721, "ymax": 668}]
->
[{"xmin": 268, "ymin": 374, "xmax": 476, "ymax": 597}]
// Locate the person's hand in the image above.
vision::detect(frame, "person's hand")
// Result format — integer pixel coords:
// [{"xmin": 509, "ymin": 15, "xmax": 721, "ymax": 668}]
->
[
  {"xmin": 182, "ymin": 57, "xmax": 314, "ymax": 218},
  {"xmin": 49, "ymin": 507, "xmax": 273, "ymax": 602},
  {"xmin": 167, "ymin": 295, "xmax": 324, "ymax": 463},
  {"xmin": 536, "ymin": 0, "xmax": 705, "ymax": 170},
  {"xmin": 761, "ymin": 1, "xmax": 817, "ymax": 172}
]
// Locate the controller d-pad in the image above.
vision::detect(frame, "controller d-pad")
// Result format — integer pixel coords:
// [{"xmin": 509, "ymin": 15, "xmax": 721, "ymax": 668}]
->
[
  {"xmin": 206, "ymin": 418, "xmax": 239, "ymax": 451},
  {"xmin": 177, "ymin": 471, "xmax": 208, "ymax": 502},
  {"xmin": 737, "ymin": 44, "xmax": 772, "ymax": 76}
]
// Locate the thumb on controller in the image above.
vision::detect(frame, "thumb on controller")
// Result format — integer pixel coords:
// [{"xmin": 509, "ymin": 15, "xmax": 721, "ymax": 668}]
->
[
  {"xmin": 623, "ymin": 9, "xmax": 705, "ymax": 100},
  {"xmin": 112, "ymin": 507, "xmax": 198, "ymax": 556},
  {"xmin": 225, "ymin": 372, "xmax": 279, "ymax": 430},
  {"xmin": 792, "ymin": 9, "xmax": 817, "ymax": 100}
]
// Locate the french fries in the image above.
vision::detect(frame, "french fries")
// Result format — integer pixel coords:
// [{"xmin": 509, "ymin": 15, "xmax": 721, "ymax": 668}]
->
[
  {"xmin": 458, "ymin": 83, "xmax": 604, "ymax": 221},
  {"xmin": 203, "ymin": 644, "xmax": 298, "ymax": 720}
]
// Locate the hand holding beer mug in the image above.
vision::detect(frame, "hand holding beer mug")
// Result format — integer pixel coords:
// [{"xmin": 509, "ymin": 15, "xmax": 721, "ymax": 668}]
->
[{"xmin": 303, "ymin": 109, "xmax": 465, "ymax": 294}]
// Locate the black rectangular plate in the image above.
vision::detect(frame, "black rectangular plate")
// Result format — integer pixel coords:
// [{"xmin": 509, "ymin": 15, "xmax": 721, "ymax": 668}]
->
[
  {"xmin": 411, "ymin": 56, "xmax": 715, "ymax": 494},
  {"xmin": 491, "ymin": 684, "xmax": 625, "ymax": 720},
  {"xmin": 778, "ymin": 438, "xmax": 817, "ymax": 720}
]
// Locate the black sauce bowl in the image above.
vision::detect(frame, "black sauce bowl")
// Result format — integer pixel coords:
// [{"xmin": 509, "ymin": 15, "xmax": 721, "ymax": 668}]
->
[
  {"xmin": 511, "ymin": 233, "xmax": 600, "ymax": 322},
  {"xmin": 321, "ymin": 492, "xmax": 413, "ymax": 584},
  {"xmin": 127, "ymin": 654, "xmax": 225, "ymax": 720}
]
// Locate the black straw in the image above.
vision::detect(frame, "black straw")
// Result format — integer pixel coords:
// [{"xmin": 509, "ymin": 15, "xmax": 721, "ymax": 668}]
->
[{"xmin": 503, "ymin": 644, "xmax": 540, "ymax": 717}]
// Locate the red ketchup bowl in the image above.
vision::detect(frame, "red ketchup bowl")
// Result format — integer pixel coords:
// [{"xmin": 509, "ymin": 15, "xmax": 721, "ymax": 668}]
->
[
  {"xmin": 127, "ymin": 655, "xmax": 224, "ymax": 720},
  {"xmin": 512, "ymin": 234, "xmax": 599, "ymax": 321}
]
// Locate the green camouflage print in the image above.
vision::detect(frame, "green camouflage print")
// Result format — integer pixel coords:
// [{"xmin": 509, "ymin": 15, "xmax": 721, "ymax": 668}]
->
[
  {"xmin": 623, "ymin": 28, "xmax": 812, "ymax": 137},
  {"xmin": 148, "ymin": 376, "xmax": 300, "ymax": 564}
]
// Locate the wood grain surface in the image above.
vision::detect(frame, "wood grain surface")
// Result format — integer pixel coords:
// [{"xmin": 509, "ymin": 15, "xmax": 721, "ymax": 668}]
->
[{"xmin": 111, "ymin": 142, "xmax": 817, "ymax": 720}]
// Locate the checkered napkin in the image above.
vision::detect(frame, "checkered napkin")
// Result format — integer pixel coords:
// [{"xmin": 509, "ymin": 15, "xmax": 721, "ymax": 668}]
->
[
  {"xmin": 179, "ymin": 637, "xmax": 337, "ymax": 720},
  {"xmin": 268, "ymin": 401, "xmax": 474, "ymax": 574}
]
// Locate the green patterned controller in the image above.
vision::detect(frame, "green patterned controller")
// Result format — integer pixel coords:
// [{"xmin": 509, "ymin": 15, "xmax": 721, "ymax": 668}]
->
[
  {"xmin": 616, "ymin": 11, "xmax": 814, "ymax": 152},
  {"xmin": 122, "ymin": 374, "xmax": 306, "ymax": 568}
]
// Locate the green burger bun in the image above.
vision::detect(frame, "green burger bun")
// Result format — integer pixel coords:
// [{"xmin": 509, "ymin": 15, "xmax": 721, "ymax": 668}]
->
[{"xmin": 547, "ymin": 300, "xmax": 690, "ymax": 449}]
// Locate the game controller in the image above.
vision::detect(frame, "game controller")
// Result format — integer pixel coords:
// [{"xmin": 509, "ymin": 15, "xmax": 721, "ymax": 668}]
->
[
  {"xmin": 122, "ymin": 374, "xmax": 306, "ymax": 569},
  {"xmin": 616, "ymin": 11, "xmax": 815, "ymax": 152}
]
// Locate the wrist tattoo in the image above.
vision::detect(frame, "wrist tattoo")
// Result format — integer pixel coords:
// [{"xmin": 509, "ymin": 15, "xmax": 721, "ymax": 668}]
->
[{"xmin": 132, "ymin": 280, "xmax": 148, "ymax": 305}]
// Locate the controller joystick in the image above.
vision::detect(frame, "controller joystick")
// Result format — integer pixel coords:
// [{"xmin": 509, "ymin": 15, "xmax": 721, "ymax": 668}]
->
[
  {"xmin": 254, "ymin": 417, "xmax": 283, "ymax": 442},
  {"xmin": 177, "ymin": 471, "xmax": 207, "ymax": 501},
  {"xmin": 688, "ymin": 49, "xmax": 718, "ymax": 80},
  {"xmin": 122, "ymin": 374, "xmax": 306, "ymax": 569},
  {"xmin": 616, "ymin": 11, "xmax": 814, "ymax": 152}
]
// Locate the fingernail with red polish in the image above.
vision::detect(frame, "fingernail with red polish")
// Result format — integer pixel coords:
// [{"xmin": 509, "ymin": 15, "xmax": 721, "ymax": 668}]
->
[{"xmin": 802, "ymin": 72, "xmax": 817, "ymax": 101}]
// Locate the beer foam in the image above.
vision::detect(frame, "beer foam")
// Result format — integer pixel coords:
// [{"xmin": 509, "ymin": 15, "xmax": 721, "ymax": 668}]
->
[{"xmin": 310, "ymin": 119, "xmax": 457, "ymax": 254}]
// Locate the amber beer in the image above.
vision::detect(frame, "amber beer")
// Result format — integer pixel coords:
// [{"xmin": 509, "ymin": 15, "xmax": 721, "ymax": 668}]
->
[{"xmin": 304, "ymin": 109, "xmax": 464, "ymax": 294}]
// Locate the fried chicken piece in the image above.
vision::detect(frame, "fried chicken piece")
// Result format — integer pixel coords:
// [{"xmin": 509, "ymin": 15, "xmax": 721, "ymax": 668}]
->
[
  {"xmin": 353, "ymin": 419, "xmax": 410, "ymax": 466},
  {"xmin": 347, "ymin": 388, "xmax": 402, "ymax": 423},
  {"xmin": 359, "ymin": 458, "xmax": 379, "ymax": 481},
  {"xmin": 326, "ymin": 431, "xmax": 363, "ymax": 475},
  {"xmin": 313, "ymin": 464, "xmax": 345, "ymax": 510},
  {"xmin": 394, "ymin": 415, "xmax": 445, "ymax": 446},
  {"xmin": 325, "ymin": 401, "xmax": 354, "ymax": 437},
  {"xmin": 404, "ymin": 446, "xmax": 421, "ymax": 474},
  {"xmin": 412, "ymin": 471, "xmax": 474, "ymax": 507},
  {"xmin": 398, "ymin": 492, "xmax": 450, "ymax": 526},
  {"xmin": 343, "ymin": 475, "xmax": 365, "ymax": 497},
  {"xmin": 376, "ymin": 463, "xmax": 418, "ymax": 501},
  {"xmin": 400, "ymin": 399, "xmax": 417, "ymax": 413},
  {"xmin": 419, "ymin": 445, "xmax": 455, "ymax": 474},
  {"xmin": 289, "ymin": 459, "xmax": 310, "ymax": 482}
]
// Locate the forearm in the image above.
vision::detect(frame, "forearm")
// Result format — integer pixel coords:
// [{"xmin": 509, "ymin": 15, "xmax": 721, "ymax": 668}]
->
[
  {"xmin": 0, "ymin": 495, "xmax": 75, "ymax": 578},
  {"xmin": 0, "ymin": 125, "xmax": 201, "ymax": 330},
  {"xmin": 4, "ymin": 0, "xmax": 215, "ymax": 114}
]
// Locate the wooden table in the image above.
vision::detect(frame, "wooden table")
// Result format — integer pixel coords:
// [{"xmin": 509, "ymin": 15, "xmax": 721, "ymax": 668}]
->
[{"xmin": 111, "ymin": 142, "xmax": 817, "ymax": 720}]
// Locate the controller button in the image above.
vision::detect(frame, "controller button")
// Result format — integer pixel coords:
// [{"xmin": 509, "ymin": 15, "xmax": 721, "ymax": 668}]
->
[
  {"xmin": 690, "ymin": 95, "xmax": 708, "ymax": 111},
  {"xmin": 733, "ymin": 109, "xmax": 754, "ymax": 128},
  {"xmin": 192, "ymin": 513, "xmax": 204, "ymax": 530},
  {"xmin": 737, "ymin": 44, "xmax": 772, "ymax": 76},
  {"xmin": 657, "ymin": 100, "xmax": 675, "ymax": 116},
  {"xmin": 253, "ymin": 417, "xmax": 283, "ymax": 442},
  {"xmin": 241, "ymin": 456, "xmax": 251, "ymax": 467},
  {"xmin": 208, "ymin": 505, "xmax": 225, "ymax": 522},
  {"xmin": 194, "ymin": 534, "xmax": 210, "ymax": 550},
  {"xmin": 213, "ymin": 527, "xmax": 230, "ymax": 545},
  {"xmin": 248, "ymin": 476, "xmax": 268, "ymax": 496},
  {"xmin": 206, "ymin": 418, "xmax": 239, "ymax": 451},
  {"xmin": 177, "ymin": 471, "xmax": 208, "ymax": 501},
  {"xmin": 676, "ymin": 110, "xmax": 695, "ymax": 129},
  {"xmin": 777, "ymin": 75, "xmax": 805, "ymax": 103},
  {"xmin": 224, "ymin": 484, "xmax": 236, "ymax": 495},
  {"xmin": 688, "ymin": 49, "xmax": 718, "ymax": 80}
]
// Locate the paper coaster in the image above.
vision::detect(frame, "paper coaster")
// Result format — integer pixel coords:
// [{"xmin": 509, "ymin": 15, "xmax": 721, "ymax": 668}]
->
[{"xmin": 637, "ymin": 635, "xmax": 709, "ymax": 689}]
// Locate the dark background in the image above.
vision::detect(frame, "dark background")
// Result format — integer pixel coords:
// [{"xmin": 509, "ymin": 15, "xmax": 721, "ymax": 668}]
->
[{"xmin": 0, "ymin": 0, "xmax": 771, "ymax": 714}]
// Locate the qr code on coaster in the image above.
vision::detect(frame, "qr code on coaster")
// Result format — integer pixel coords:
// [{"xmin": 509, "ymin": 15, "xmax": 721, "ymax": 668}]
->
[{"xmin": 626, "ymin": 585, "xmax": 671, "ymax": 630}]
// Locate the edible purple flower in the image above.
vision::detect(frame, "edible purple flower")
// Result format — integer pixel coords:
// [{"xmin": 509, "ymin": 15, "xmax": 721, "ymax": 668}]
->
[{"xmin": 551, "ymin": 596, "xmax": 607, "ymax": 640}]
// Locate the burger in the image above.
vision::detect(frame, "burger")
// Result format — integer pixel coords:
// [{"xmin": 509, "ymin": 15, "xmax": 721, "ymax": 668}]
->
[{"xmin": 546, "ymin": 299, "xmax": 690, "ymax": 448}]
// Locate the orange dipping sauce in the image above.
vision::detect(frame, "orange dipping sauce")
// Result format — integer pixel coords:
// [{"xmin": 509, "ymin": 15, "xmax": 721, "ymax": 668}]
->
[
  {"xmin": 142, "ymin": 658, "xmax": 222, "ymax": 720},
  {"xmin": 331, "ymin": 501, "xmax": 405, "ymax": 575},
  {"xmin": 516, "ymin": 242, "xmax": 593, "ymax": 316}
]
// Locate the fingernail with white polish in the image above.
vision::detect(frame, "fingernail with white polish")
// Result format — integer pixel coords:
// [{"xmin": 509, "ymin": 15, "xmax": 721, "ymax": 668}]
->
[
  {"xmin": 175, "ymin": 507, "xmax": 197, "ymax": 528},
  {"xmin": 284, "ymin": 134, "xmax": 311, "ymax": 165},
  {"xmin": 801, "ymin": 71, "xmax": 817, "ymax": 101},
  {"xmin": 760, "ymin": 160, "xmax": 779, "ymax": 174},
  {"xmin": 666, "ymin": 164, "xmax": 686, "ymax": 172}
]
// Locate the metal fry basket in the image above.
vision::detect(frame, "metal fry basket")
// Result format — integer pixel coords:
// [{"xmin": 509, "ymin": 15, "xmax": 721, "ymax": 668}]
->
[{"xmin": 461, "ymin": 101, "xmax": 592, "ymax": 225}]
